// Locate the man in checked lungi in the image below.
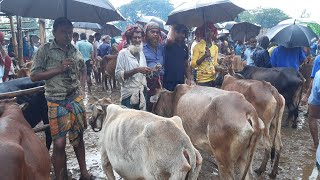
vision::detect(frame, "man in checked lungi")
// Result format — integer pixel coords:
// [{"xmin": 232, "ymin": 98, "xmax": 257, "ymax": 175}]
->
[{"xmin": 30, "ymin": 17, "xmax": 95, "ymax": 180}]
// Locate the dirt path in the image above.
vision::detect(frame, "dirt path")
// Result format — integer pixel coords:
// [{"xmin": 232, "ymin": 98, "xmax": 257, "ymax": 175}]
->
[{"xmin": 42, "ymin": 84, "xmax": 320, "ymax": 179}]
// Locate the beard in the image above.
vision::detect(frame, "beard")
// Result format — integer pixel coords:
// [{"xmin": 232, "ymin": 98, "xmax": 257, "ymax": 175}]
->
[{"xmin": 128, "ymin": 43, "xmax": 142, "ymax": 55}]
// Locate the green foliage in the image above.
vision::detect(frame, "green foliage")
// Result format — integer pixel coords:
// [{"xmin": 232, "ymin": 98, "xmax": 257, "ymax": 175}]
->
[
  {"xmin": 238, "ymin": 8, "xmax": 290, "ymax": 28},
  {"xmin": 115, "ymin": 0, "xmax": 174, "ymax": 31}
]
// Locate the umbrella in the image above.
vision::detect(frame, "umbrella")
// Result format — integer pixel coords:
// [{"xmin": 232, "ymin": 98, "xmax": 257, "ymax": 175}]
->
[
  {"xmin": 278, "ymin": 18, "xmax": 320, "ymax": 36},
  {"xmin": 222, "ymin": 21, "xmax": 238, "ymax": 30},
  {"xmin": 166, "ymin": 0, "xmax": 245, "ymax": 27},
  {"xmin": 136, "ymin": 16, "xmax": 169, "ymax": 32},
  {"xmin": 0, "ymin": 0, "xmax": 124, "ymax": 23},
  {"xmin": 99, "ymin": 23, "xmax": 122, "ymax": 37},
  {"xmin": 72, "ymin": 22, "xmax": 103, "ymax": 30},
  {"xmin": 230, "ymin": 22, "xmax": 261, "ymax": 41},
  {"xmin": 266, "ymin": 24, "xmax": 318, "ymax": 48}
]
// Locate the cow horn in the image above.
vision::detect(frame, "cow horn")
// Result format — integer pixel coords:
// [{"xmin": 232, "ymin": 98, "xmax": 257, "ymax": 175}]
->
[
  {"xmin": 92, "ymin": 96, "xmax": 99, "ymax": 101},
  {"xmin": 0, "ymin": 86, "xmax": 44, "ymax": 99}
]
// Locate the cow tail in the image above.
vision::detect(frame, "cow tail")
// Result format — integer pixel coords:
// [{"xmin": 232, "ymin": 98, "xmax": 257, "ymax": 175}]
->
[
  {"xmin": 270, "ymin": 87, "xmax": 285, "ymax": 159},
  {"xmin": 241, "ymin": 115, "xmax": 263, "ymax": 180},
  {"xmin": 184, "ymin": 141, "xmax": 201, "ymax": 180}
]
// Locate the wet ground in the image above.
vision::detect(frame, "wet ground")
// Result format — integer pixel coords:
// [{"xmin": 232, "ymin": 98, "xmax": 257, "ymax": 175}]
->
[{"xmin": 40, "ymin": 83, "xmax": 320, "ymax": 180}]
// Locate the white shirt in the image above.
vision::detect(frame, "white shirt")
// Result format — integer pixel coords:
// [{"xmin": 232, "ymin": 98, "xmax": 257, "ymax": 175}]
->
[
  {"xmin": 115, "ymin": 48, "xmax": 147, "ymax": 101},
  {"xmin": 0, "ymin": 64, "xmax": 4, "ymax": 83}
]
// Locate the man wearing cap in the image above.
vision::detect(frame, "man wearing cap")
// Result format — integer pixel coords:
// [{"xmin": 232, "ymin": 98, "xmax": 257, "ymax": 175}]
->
[
  {"xmin": 163, "ymin": 24, "xmax": 191, "ymax": 91},
  {"xmin": 115, "ymin": 24, "xmax": 152, "ymax": 110},
  {"xmin": 143, "ymin": 22, "xmax": 164, "ymax": 112}
]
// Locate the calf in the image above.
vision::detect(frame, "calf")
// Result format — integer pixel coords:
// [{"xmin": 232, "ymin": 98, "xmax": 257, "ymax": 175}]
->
[
  {"xmin": 90, "ymin": 98, "xmax": 202, "ymax": 180},
  {"xmin": 102, "ymin": 55, "xmax": 117, "ymax": 91},
  {"xmin": 153, "ymin": 85, "xmax": 264, "ymax": 180},
  {"xmin": 0, "ymin": 77, "xmax": 51, "ymax": 149},
  {"xmin": 222, "ymin": 75, "xmax": 285, "ymax": 178},
  {"xmin": 236, "ymin": 66, "xmax": 305, "ymax": 128},
  {"xmin": 0, "ymin": 99, "xmax": 50, "ymax": 180}
]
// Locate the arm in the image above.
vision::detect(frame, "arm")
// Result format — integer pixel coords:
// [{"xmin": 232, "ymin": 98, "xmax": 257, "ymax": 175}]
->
[{"xmin": 185, "ymin": 57, "xmax": 191, "ymax": 85}]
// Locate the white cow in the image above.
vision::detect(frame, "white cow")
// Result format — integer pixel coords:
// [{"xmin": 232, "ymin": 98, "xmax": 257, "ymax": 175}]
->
[{"xmin": 90, "ymin": 98, "xmax": 202, "ymax": 180}]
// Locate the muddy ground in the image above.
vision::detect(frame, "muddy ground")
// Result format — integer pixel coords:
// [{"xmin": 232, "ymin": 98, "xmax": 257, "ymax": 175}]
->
[{"xmin": 40, "ymin": 84, "xmax": 320, "ymax": 180}]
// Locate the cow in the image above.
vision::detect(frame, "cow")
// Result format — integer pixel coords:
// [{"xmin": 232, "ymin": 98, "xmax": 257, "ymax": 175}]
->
[
  {"xmin": 299, "ymin": 56, "xmax": 314, "ymax": 94},
  {"xmin": 0, "ymin": 98, "xmax": 50, "ymax": 180},
  {"xmin": 90, "ymin": 97, "xmax": 202, "ymax": 180},
  {"xmin": 235, "ymin": 65, "xmax": 305, "ymax": 128},
  {"xmin": 222, "ymin": 74, "xmax": 285, "ymax": 178},
  {"xmin": 101, "ymin": 54, "xmax": 117, "ymax": 91},
  {"xmin": 153, "ymin": 84, "xmax": 264, "ymax": 180},
  {"xmin": 0, "ymin": 77, "xmax": 51, "ymax": 149}
]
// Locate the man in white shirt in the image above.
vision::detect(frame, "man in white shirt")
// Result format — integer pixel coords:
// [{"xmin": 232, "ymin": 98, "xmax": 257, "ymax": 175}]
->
[{"xmin": 115, "ymin": 24, "xmax": 152, "ymax": 110}]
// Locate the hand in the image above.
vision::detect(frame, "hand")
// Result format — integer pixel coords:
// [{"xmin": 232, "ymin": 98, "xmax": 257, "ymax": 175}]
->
[
  {"xmin": 136, "ymin": 67, "xmax": 153, "ymax": 74},
  {"xmin": 301, "ymin": 95, "xmax": 309, "ymax": 106},
  {"xmin": 60, "ymin": 58, "xmax": 74, "ymax": 72},
  {"xmin": 186, "ymin": 78, "xmax": 191, "ymax": 85},
  {"xmin": 204, "ymin": 46, "xmax": 211, "ymax": 58}
]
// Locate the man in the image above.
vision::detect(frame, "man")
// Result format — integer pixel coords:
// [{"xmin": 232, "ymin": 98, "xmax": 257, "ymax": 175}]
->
[
  {"xmin": 71, "ymin": 32, "xmax": 79, "ymax": 46},
  {"xmin": 98, "ymin": 35, "xmax": 112, "ymax": 58},
  {"xmin": 93, "ymin": 32, "xmax": 102, "ymax": 57},
  {"xmin": 76, "ymin": 33, "xmax": 94, "ymax": 93},
  {"xmin": 115, "ymin": 24, "xmax": 152, "ymax": 110},
  {"xmin": 93, "ymin": 33, "xmax": 102, "ymax": 84},
  {"xmin": 191, "ymin": 22, "xmax": 220, "ymax": 87},
  {"xmin": 30, "ymin": 17, "xmax": 93, "ymax": 180},
  {"xmin": 143, "ymin": 22, "xmax": 164, "ymax": 111},
  {"xmin": 0, "ymin": 31, "xmax": 12, "ymax": 83},
  {"xmin": 270, "ymin": 45, "xmax": 306, "ymax": 71},
  {"xmin": 252, "ymin": 36, "xmax": 272, "ymax": 68},
  {"xmin": 302, "ymin": 54, "xmax": 320, "ymax": 105},
  {"xmin": 163, "ymin": 24, "xmax": 191, "ymax": 91},
  {"xmin": 242, "ymin": 37, "xmax": 257, "ymax": 66},
  {"xmin": 88, "ymin": 35, "xmax": 94, "ymax": 44}
]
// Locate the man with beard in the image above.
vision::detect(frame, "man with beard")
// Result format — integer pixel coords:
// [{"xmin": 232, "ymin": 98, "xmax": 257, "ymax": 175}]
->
[
  {"xmin": 163, "ymin": 24, "xmax": 191, "ymax": 91},
  {"xmin": 143, "ymin": 22, "xmax": 164, "ymax": 112},
  {"xmin": 115, "ymin": 24, "xmax": 152, "ymax": 110}
]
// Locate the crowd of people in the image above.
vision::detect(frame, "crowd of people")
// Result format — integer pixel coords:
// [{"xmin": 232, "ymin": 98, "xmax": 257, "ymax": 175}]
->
[{"xmin": 1, "ymin": 15, "xmax": 320, "ymax": 179}]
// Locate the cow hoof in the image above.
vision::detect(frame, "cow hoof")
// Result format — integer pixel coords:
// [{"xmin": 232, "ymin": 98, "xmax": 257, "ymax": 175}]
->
[
  {"xmin": 292, "ymin": 124, "xmax": 297, "ymax": 129},
  {"xmin": 254, "ymin": 168, "xmax": 264, "ymax": 175},
  {"xmin": 268, "ymin": 173, "xmax": 277, "ymax": 179}
]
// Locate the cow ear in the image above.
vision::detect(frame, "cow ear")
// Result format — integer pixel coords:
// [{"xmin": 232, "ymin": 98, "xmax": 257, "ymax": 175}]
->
[{"xmin": 96, "ymin": 105, "xmax": 103, "ymax": 112}]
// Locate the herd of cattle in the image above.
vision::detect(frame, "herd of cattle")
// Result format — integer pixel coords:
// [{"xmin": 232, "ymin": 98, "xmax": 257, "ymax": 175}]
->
[{"xmin": 0, "ymin": 54, "xmax": 311, "ymax": 179}]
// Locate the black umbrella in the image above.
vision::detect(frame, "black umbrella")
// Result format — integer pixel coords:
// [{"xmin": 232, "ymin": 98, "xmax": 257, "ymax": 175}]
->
[
  {"xmin": 136, "ymin": 16, "xmax": 169, "ymax": 32},
  {"xmin": 266, "ymin": 23, "xmax": 318, "ymax": 48},
  {"xmin": 166, "ymin": 0, "xmax": 244, "ymax": 27},
  {"xmin": 0, "ymin": 0, "xmax": 124, "ymax": 23},
  {"xmin": 100, "ymin": 24, "xmax": 122, "ymax": 37},
  {"xmin": 230, "ymin": 22, "xmax": 261, "ymax": 41}
]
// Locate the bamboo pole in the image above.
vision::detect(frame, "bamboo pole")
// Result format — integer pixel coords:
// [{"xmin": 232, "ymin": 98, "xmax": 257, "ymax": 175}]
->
[
  {"xmin": 39, "ymin": 19, "xmax": 46, "ymax": 44},
  {"xmin": 16, "ymin": 16, "xmax": 24, "ymax": 66},
  {"xmin": 8, "ymin": 16, "xmax": 18, "ymax": 60}
]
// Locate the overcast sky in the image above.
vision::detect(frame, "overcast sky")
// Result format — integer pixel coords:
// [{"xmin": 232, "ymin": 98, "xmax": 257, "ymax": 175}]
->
[{"xmin": 109, "ymin": 0, "xmax": 320, "ymax": 22}]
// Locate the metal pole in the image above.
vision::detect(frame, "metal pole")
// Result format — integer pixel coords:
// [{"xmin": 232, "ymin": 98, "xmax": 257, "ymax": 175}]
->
[
  {"xmin": 8, "ymin": 15, "xmax": 18, "ymax": 60},
  {"xmin": 16, "ymin": 16, "xmax": 24, "ymax": 66}
]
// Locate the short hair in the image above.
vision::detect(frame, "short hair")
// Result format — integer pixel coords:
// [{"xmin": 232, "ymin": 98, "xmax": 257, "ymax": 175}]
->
[
  {"xmin": 124, "ymin": 24, "xmax": 144, "ymax": 43},
  {"xmin": 174, "ymin": 24, "xmax": 189, "ymax": 37},
  {"xmin": 89, "ymin": 35, "xmax": 94, "ymax": 39},
  {"xmin": 258, "ymin": 36, "xmax": 270, "ymax": 49},
  {"xmin": 73, "ymin": 32, "xmax": 79, "ymax": 38},
  {"xmin": 80, "ymin": 33, "xmax": 87, "ymax": 40},
  {"xmin": 94, "ymin": 32, "xmax": 101, "ymax": 38},
  {"xmin": 53, "ymin": 17, "xmax": 73, "ymax": 32}
]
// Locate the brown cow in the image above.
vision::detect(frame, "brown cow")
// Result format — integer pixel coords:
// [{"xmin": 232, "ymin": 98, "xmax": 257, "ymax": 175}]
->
[
  {"xmin": 299, "ymin": 56, "xmax": 314, "ymax": 94},
  {"xmin": 153, "ymin": 84, "xmax": 264, "ymax": 180},
  {"xmin": 0, "ymin": 99, "xmax": 50, "ymax": 180},
  {"xmin": 102, "ymin": 54, "xmax": 117, "ymax": 91},
  {"xmin": 222, "ymin": 74, "xmax": 285, "ymax": 178}
]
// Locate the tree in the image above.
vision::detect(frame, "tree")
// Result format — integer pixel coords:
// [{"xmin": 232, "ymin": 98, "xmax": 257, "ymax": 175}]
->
[
  {"xmin": 238, "ymin": 8, "xmax": 290, "ymax": 28},
  {"xmin": 115, "ymin": 0, "xmax": 174, "ymax": 31}
]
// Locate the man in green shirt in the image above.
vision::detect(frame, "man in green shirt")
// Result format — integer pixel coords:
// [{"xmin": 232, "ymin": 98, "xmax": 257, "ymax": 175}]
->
[{"xmin": 30, "ymin": 17, "xmax": 94, "ymax": 180}]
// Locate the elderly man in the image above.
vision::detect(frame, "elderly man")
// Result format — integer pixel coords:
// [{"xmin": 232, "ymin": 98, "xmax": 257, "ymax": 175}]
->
[
  {"xmin": 142, "ymin": 22, "xmax": 164, "ymax": 112},
  {"xmin": 30, "ymin": 17, "xmax": 94, "ymax": 180},
  {"xmin": 115, "ymin": 24, "xmax": 152, "ymax": 110}
]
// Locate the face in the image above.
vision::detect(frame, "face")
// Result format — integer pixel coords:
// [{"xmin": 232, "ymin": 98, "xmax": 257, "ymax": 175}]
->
[
  {"xmin": 88, "ymin": 36, "xmax": 94, "ymax": 43},
  {"xmin": 95, "ymin": 34, "xmax": 101, "ymax": 41},
  {"xmin": 53, "ymin": 25, "xmax": 73, "ymax": 46},
  {"xmin": 175, "ymin": 31, "xmax": 186, "ymax": 42},
  {"xmin": 249, "ymin": 38, "xmax": 257, "ymax": 48},
  {"xmin": 146, "ymin": 28, "xmax": 160, "ymax": 45},
  {"xmin": 131, "ymin": 32, "xmax": 142, "ymax": 46}
]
